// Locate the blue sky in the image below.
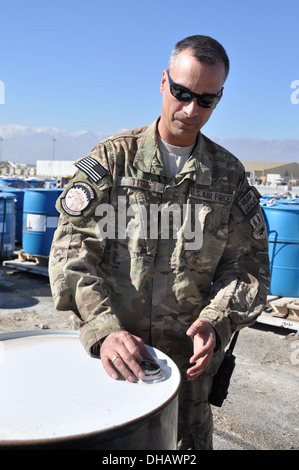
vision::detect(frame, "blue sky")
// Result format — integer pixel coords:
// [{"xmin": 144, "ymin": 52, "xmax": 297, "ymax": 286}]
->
[{"xmin": 0, "ymin": 0, "xmax": 298, "ymax": 140}]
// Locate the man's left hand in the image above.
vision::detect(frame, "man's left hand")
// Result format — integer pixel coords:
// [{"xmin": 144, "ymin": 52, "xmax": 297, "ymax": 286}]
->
[{"xmin": 185, "ymin": 318, "xmax": 217, "ymax": 381}]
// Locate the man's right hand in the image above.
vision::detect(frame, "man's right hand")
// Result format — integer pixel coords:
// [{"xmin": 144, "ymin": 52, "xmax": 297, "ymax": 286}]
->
[{"xmin": 100, "ymin": 331, "xmax": 155, "ymax": 382}]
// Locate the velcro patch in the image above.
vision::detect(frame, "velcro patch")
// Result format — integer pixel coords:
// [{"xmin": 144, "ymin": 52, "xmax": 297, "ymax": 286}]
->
[
  {"xmin": 75, "ymin": 156, "xmax": 108, "ymax": 183},
  {"xmin": 189, "ymin": 187, "xmax": 232, "ymax": 204},
  {"xmin": 61, "ymin": 182, "xmax": 94, "ymax": 216},
  {"xmin": 118, "ymin": 176, "xmax": 165, "ymax": 193},
  {"xmin": 237, "ymin": 188, "xmax": 259, "ymax": 215},
  {"xmin": 250, "ymin": 213, "xmax": 266, "ymax": 239}
]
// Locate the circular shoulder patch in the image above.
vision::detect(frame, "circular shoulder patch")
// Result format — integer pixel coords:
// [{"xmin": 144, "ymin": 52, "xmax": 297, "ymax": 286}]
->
[{"xmin": 61, "ymin": 182, "xmax": 94, "ymax": 216}]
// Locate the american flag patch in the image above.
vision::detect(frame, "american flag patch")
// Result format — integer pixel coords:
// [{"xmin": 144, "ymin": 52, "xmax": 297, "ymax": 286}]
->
[{"xmin": 75, "ymin": 156, "xmax": 108, "ymax": 183}]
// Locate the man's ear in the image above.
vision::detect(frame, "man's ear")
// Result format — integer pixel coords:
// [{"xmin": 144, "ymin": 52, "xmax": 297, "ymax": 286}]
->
[{"xmin": 160, "ymin": 69, "xmax": 168, "ymax": 94}]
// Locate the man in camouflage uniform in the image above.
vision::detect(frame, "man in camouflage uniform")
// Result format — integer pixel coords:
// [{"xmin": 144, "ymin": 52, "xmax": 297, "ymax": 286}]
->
[{"xmin": 49, "ymin": 35, "xmax": 270, "ymax": 450}]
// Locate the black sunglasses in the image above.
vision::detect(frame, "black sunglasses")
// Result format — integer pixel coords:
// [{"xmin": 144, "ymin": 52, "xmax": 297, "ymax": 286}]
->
[{"xmin": 167, "ymin": 71, "xmax": 223, "ymax": 109}]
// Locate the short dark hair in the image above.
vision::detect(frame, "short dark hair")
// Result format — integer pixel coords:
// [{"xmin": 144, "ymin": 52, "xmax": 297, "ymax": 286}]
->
[{"xmin": 169, "ymin": 35, "xmax": 230, "ymax": 79}]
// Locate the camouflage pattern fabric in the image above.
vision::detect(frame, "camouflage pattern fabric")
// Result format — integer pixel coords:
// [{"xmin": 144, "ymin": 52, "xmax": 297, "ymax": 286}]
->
[{"xmin": 49, "ymin": 118, "xmax": 270, "ymax": 449}]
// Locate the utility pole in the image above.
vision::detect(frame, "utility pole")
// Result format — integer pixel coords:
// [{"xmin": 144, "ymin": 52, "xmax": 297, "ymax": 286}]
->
[
  {"xmin": 52, "ymin": 136, "xmax": 56, "ymax": 160},
  {"xmin": 0, "ymin": 136, "xmax": 3, "ymax": 162}
]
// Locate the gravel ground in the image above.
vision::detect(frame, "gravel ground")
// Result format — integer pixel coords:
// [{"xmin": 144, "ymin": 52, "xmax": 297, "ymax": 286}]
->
[
  {"xmin": 0, "ymin": 264, "xmax": 298, "ymax": 451},
  {"xmin": 212, "ymin": 324, "xmax": 298, "ymax": 450}
]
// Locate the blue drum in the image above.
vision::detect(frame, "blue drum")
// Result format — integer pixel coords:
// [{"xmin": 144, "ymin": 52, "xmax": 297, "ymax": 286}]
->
[
  {"xmin": 0, "ymin": 192, "xmax": 15, "ymax": 257},
  {"xmin": 22, "ymin": 189, "xmax": 62, "ymax": 256},
  {"xmin": 0, "ymin": 187, "xmax": 24, "ymax": 242},
  {"xmin": 261, "ymin": 201, "xmax": 299, "ymax": 297}
]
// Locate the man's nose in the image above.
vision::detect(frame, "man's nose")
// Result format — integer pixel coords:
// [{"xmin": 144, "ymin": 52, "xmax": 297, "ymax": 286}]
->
[{"xmin": 182, "ymin": 98, "xmax": 198, "ymax": 117}]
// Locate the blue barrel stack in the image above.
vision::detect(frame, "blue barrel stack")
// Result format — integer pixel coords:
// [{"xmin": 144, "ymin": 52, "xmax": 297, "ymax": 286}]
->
[
  {"xmin": 0, "ymin": 178, "xmax": 62, "ymax": 258},
  {"xmin": 261, "ymin": 196, "xmax": 299, "ymax": 297}
]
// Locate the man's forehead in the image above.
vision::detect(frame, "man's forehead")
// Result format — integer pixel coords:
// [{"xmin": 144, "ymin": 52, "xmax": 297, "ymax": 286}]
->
[
  {"xmin": 170, "ymin": 52, "xmax": 226, "ymax": 89},
  {"xmin": 171, "ymin": 50, "xmax": 225, "ymax": 74}
]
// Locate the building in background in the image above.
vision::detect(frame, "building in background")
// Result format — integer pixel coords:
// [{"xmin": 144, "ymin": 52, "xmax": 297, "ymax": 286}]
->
[{"xmin": 242, "ymin": 161, "xmax": 299, "ymax": 186}]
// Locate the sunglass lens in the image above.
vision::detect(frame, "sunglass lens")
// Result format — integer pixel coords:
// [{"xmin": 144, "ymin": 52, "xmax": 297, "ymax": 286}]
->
[
  {"xmin": 197, "ymin": 96, "xmax": 215, "ymax": 108},
  {"xmin": 170, "ymin": 81, "xmax": 221, "ymax": 108},
  {"xmin": 171, "ymin": 84, "xmax": 192, "ymax": 102}
]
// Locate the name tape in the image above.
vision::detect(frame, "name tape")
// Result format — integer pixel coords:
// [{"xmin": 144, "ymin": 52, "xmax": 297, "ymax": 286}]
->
[
  {"xmin": 189, "ymin": 187, "xmax": 232, "ymax": 204},
  {"xmin": 118, "ymin": 177, "xmax": 165, "ymax": 193}
]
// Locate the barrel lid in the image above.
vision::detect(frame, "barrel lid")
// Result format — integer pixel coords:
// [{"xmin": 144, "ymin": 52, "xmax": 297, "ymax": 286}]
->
[
  {"xmin": 261, "ymin": 201, "xmax": 299, "ymax": 210},
  {"xmin": 0, "ymin": 330, "xmax": 181, "ymax": 443}
]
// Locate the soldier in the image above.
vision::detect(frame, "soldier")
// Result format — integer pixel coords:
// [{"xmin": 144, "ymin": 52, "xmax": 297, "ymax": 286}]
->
[{"xmin": 49, "ymin": 35, "xmax": 270, "ymax": 450}]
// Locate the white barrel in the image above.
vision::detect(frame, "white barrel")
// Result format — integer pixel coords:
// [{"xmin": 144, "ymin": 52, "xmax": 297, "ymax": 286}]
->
[{"xmin": 0, "ymin": 331, "xmax": 181, "ymax": 450}]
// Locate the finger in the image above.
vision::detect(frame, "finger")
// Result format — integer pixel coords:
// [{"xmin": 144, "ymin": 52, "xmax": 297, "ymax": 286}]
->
[
  {"xmin": 122, "ymin": 335, "xmax": 144, "ymax": 363},
  {"xmin": 109, "ymin": 354, "xmax": 139, "ymax": 383},
  {"xmin": 187, "ymin": 356, "xmax": 207, "ymax": 376},
  {"xmin": 186, "ymin": 318, "xmax": 205, "ymax": 337},
  {"xmin": 186, "ymin": 351, "xmax": 213, "ymax": 381},
  {"xmin": 100, "ymin": 332, "xmax": 140, "ymax": 380},
  {"xmin": 108, "ymin": 338, "xmax": 148, "ymax": 382},
  {"xmin": 100, "ymin": 331, "xmax": 157, "ymax": 382},
  {"xmin": 134, "ymin": 339, "xmax": 156, "ymax": 362},
  {"xmin": 118, "ymin": 337, "xmax": 155, "ymax": 380},
  {"xmin": 189, "ymin": 343, "xmax": 212, "ymax": 363},
  {"xmin": 117, "ymin": 348, "xmax": 147, "ymax": 382},
  {"xmin": 102, "ymin": 351, "xmax": 139, "ymax": 383},
  {"xmin": 101, "ymin": 354, "xmax": 120, "ymax": 381}
]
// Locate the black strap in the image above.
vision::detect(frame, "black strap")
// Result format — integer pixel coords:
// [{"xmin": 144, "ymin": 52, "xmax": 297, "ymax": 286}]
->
[{"xmin": 228, "ymin": 331, "xmax": 239, "ymax": 353}]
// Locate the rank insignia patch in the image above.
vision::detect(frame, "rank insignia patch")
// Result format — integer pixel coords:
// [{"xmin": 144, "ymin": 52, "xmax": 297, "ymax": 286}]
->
[{"xmin": 61, "ymin": 182, "xmax": 94, "ymax": 216}]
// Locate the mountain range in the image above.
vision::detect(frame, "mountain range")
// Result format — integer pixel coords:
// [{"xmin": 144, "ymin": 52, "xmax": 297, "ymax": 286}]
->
[{"xmin": 0, "ymin": 124, "xmax": 299, "ymax": 165}]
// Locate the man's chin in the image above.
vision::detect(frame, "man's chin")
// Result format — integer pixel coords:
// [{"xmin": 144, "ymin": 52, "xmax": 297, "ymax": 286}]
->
[{"xmin": 171, "ymin": 122, "xmax": 199, "ymax": 145}]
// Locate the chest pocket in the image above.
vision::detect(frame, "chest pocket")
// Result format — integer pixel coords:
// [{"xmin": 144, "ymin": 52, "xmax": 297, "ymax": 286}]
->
[
  {"xmin": 106, "ymin": 181, "xmax": 162, "ymax": 261},
  {"xmin": 183, "ymin": 190, "xmax": 233, "ymax": 271},
  {"xmin": 188, "ymin": 188, "xmax": 232, "ymax": 237}
]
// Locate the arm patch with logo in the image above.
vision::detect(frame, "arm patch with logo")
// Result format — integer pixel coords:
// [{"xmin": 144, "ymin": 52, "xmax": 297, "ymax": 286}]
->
[
  {"xmin": 61, "ymin": 182, "xmax": 94, "ymax": 216},
  {"xmin": 250, "ymin": 212, "xmax": 267, "ymax": 239},
  {"xmin": 236, "ymin": 187, "xmax": 260, "ymax": 216}
]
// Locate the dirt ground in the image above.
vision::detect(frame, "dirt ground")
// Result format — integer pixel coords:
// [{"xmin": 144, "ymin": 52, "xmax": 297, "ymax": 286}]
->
[{"xmin": 0, "ymin": 263, "xmax": 298, "ymax": 451}]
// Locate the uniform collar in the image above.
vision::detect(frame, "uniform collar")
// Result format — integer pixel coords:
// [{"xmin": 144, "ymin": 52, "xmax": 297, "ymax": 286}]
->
[
  {"xmin": 133, "ymin": 119, "xmax": 164, "ymax": 174},
  {"xmin": 133, "ymin": 118, "xmax": 212, "ymax": 186}
]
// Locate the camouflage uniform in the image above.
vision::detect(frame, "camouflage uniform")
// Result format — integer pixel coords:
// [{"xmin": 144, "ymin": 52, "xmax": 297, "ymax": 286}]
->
[{"xmin": 49, "ymin": 118, "xmax": 270, "ymax": 449}]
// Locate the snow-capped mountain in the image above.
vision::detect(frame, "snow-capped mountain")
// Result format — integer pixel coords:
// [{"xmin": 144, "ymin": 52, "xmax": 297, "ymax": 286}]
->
[
  {"xmin": 0, "ymin": 124, "xmax": 299, "ymax": 164},
  {"xmin": 0, "ymin": 124, "xmax": 115, "ymax": 164}
]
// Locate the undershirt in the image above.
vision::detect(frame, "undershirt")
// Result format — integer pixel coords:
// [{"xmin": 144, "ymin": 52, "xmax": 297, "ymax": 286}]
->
[{"xmin": 158, "ymin": 136, "xmax": 194, "ymax": 178}]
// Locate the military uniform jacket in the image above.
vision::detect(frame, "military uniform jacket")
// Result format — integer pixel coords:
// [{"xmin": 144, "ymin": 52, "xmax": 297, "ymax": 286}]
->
[{"xmin": 49, "ymin": 118, "xmax": 270, "ymax": 359}]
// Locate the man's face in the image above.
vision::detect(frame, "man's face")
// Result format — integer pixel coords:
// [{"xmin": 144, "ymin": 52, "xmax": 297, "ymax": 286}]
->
[{"xmin": 158, "ymin": 50, "xmax": 226, "ymax": 147}]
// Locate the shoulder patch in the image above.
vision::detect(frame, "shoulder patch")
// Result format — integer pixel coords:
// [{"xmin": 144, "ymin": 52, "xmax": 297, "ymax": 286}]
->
[
  {"xmin": 237, "ymin": 187, "xmax": 260, "ymax": 215},
  {"xmin": 75, "ymin": 156, "xmax": 109, "ymax": 183},
  {"xmin": 250, "ymin": 213, "xmax": 266, "ymax": 239},
  {"xmin": 61, "ymin": 182, "xmax": 94, "ymax": 216}
]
